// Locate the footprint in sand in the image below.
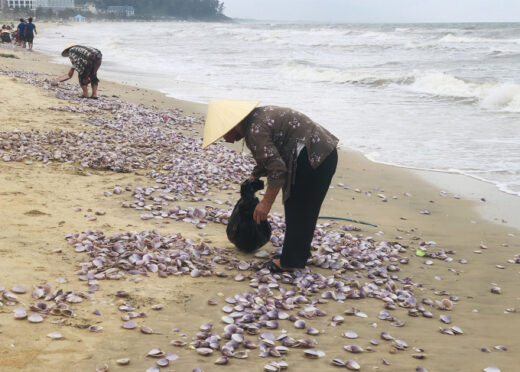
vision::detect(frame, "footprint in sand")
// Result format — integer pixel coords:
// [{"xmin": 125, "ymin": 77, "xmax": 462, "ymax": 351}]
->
[{"xmin": 24, "ymin": 209, "xmax": 50, "ymax": 216}]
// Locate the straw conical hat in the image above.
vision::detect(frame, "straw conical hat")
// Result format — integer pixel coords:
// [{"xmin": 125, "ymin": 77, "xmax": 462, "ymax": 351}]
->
[
  {"xmin": 61, "ymin": 43, "xmax": 78, "ymax": 56},
  {"xmin": 202, "ymin": 100, "xmax": 259, "ymax": 149}
]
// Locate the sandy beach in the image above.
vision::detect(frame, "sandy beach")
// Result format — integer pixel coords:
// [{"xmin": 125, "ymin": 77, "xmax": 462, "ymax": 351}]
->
[{"xmin": 0, "ymin": 45, "xmax": 519, "ymax": 372}]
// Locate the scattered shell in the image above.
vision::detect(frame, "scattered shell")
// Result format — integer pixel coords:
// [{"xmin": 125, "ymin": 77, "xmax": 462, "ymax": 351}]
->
[
  {"xmin": 345, "ymin": 360, "xmax": 361, "ymax": 370},
  {"xmin": 122, "ymin": 320, "xmax": 137, "ymax": 329},
  {"xmin": 304, "ymin": 349, "xmax": 325, "ymax": 358},
  {"xmin": 141, "ymin": 326, "xmax": 156, "ymax": 335},
  {"xmin": 332, "ymin": 359, "xmax": 345, "ymax": 367},
  {"xmin": 380, "ymin": 331, "xmax": 393, "ymax": 341},
  {"xmin": 215, "ymin": 356, "xmax": 228, "ymax": 365},
  {"xmin": 264, "ymin": 364, "xmax": 279, "ymax": 372},
  {"xmin": 116, "ymin": 359, "xmax": 130, "ymax": 366},
  {"xmin": 13, "ymin": 308, "xmax": 27, "ymax": 320},
  {"xmin": 233, "ymin": 351, "xmax": 249, "ymax": 359},
  {"xmin": 344, "ymin": 345, "xmax": 364, "ymax": 353},
  {"xmin": 95, "ymin": 364, "xmax": 109, "ymax": 372},
  {"xmin": 146, "ymin": 348, "xmax": 165, "ymax": 358},
  {"xmin": 89, "ymin": 325, "xmax": 103, "ymax": 332},
  {"xmin": 196, "ymin": 347, "xmax": 213, "ymax": 356},
  {"xmin": 28, "ymin": 314, "xmax": 43, "ymax": 323},
  {"xmin": 306, "ymin": 328, "xmax": 320, "ymax": 335},
  {"xmin": 342, "ymin": 331, "xmax": 358, "ymax": 339},
  {"xmin": 11, "ymin": 285, "xmax": 27, "ymax": 294},
  {"xmin": 156, "ymin": 358, "xmax": 169, "ymax": 367},
  {"xmin": 47, "ymin": 332, "xmax": 63, "ymax": 340},
  {"xmin": 451, "ymin": 326, "xmax": 464, "ymax": 335}
]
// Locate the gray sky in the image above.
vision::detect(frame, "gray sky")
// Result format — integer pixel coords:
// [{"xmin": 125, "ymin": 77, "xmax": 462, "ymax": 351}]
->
[{"xmin": 222, "ymin": 0, "xmax": 520, "ymax": 23}]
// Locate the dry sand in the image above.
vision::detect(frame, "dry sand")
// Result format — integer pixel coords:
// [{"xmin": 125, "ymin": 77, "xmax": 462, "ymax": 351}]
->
[{"xmin": 0, "ymin": 46, "xmax": 519, "ymax": 372}]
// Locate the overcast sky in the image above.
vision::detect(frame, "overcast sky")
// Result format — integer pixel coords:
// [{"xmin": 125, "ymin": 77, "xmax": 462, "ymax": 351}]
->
[{"xmin": 222, "ymin": 0, "xmax": 520, "ymax": 23}]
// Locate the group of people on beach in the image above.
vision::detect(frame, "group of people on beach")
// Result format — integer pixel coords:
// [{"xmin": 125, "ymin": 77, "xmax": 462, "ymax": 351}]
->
[{"xmin": 1, "ymin": 18, "xmax": 36, "ymax": 51}]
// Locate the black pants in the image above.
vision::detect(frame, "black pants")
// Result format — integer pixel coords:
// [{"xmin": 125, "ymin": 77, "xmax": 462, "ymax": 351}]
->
[{"xmin": 281, "ymin": 148, "xmax": 338, "ymax": 268}]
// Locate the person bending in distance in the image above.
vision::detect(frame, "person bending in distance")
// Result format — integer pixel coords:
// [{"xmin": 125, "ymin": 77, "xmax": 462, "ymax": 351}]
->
[{"xmin": 57, "ymin": 43, "xmax": 103, "ymax": 99}]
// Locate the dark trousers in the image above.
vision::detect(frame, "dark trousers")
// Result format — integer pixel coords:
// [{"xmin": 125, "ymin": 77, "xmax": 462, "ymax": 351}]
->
[{"xmin": 281, "ymin": 148, "xmax": 338, "ymax": 268}]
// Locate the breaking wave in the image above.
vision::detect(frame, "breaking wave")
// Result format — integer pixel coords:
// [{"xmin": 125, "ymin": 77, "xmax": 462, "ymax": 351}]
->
[{"xmin": 407, "ymin": 73, "xmax": 520, "ymax": 112}]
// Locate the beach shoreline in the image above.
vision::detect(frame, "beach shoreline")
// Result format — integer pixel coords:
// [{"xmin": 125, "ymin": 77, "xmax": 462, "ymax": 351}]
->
[
  {"xmin": 4, "ymin": 38, "xmax": 519, "ymax": 230},
  {"xmin": 0, "ymin": 43, "xmax": 519, "ymax": 372}
]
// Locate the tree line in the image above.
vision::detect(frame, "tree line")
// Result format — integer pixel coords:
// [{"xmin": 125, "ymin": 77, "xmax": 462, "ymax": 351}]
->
[
  {"xmin": 0, "ymin": 0, "xmax": 228, "ymax": 20},
  {"xmin": 78, "ymin": 0, "xmax": 227, "ymax": 19}
]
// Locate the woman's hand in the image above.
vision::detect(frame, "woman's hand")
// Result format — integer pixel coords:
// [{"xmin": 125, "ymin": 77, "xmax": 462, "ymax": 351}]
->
[
  {"xmin": 253, "ymin": 186, "xmax": 280, "ymax": 224},
  {"xmin": 253, "ymin": 199, "xmax": 272, "ymax": 224}
]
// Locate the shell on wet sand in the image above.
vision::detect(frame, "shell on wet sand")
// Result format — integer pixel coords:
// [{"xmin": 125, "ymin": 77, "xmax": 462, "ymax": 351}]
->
[
  {"xmin": 47, "ymin": 332, "xmax": 63, "ymax": 340},
  {"xmin": 28, "ymin": 314, "xmax": 44, "ymax": 323},
  {"xmin": 304, "ymin": 349, "xmax": 325, "ymax": 358},
  {"xmin": 116, "ymin": 358, "xmax": 130, "ymax": 365},
  {"xmin": 346, "ymin": 360, "xmax": 361, "ymax": 370}
]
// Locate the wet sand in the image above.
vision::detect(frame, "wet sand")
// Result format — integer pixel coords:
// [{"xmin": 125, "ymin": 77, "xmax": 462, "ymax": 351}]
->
[{"xmin": 0, "ymin": 46, "xmax": 519, "ymax": 372}]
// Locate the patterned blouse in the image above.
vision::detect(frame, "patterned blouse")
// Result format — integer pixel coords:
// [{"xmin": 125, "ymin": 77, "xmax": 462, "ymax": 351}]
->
[
  {"xmin": 68, "ymin": 46, "xmax": 102, "ymax": 76},
  {"xmin": 242, "ymin": 106, "xmax": 339, "ymax": 202}
]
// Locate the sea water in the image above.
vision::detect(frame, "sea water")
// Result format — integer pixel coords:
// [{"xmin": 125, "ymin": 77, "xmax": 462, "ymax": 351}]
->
[{"xmin": 37, "ymin": 22, "xmax": 520, "ymax": 196}]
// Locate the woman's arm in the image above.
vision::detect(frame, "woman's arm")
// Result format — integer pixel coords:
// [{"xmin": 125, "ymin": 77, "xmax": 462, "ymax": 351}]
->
[
  {"xmin": 56, "ymin": 68, "xmax": 75, "ymax": 82},
  {"xmin": 247, "ymin": 123, "xmax": 287, "ymax": 223}
]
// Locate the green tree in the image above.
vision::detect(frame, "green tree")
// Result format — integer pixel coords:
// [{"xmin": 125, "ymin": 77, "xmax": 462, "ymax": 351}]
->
[{"xmin": 90, "ymin": 0, "xmax": 227, "ymax": 19}]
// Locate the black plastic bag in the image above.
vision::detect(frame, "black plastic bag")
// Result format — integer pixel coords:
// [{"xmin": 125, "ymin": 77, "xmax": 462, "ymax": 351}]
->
[{"xmin": 226, "ymin": 178, "xmax": 272, "ymax": 252}]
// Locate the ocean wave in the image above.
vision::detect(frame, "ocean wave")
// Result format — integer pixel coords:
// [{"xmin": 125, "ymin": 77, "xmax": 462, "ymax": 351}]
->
[
  {"xmin": 363, "ymin": 152, "xmax": 520, "ymax": 197},
  {"xmin": 283, "ymin": 61, "xmax": 413, "ymax": 86},
  {"xmin": 480, "ymin": 83, "xmax": 520, "ymax": 112},
  {"xmin": 440, "ymin": 33, "xmax": 520, "ymax": 44},
  {"xmin": 406, "ymin": 72, "xmax": 520, "ymax": 112}
]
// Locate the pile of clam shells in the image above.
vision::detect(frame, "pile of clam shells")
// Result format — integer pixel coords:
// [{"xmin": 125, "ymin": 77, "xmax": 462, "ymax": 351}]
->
[
  {"xmin": 1, "ymin": 282, "xmax": 89, "ymax": 324},
  {"xmin": 0, "ymin": 69, "xmax": 254, "ymax": 192},
  {"xmin": 62, "ymin": 223, "xmax": 463, "ymax": 371},
  {"xmin": 65, "ymin": 229, "xmax": 224, "ymax": 292}
]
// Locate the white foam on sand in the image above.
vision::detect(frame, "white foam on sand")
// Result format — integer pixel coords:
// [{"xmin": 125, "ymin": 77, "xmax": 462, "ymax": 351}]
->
[{"xmin": 413, "ymin": 169, "xmax": 520, "ymax": 231}]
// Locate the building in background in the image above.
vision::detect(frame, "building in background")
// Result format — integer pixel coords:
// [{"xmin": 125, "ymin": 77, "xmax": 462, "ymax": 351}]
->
[
  {"xmin": 35, "ymin": 0, "xmax": 74, "ymax": 10},
  {"xmin": 107, "ymin": 5, "xmax": 134, "ymax": 17},
  {"xmin": 5, "ymin": 0, "xmax": 74, "ymax": 9},
  {"xmin": 6, "ymin": 0, "xmax": 36, "ymax": 9}
]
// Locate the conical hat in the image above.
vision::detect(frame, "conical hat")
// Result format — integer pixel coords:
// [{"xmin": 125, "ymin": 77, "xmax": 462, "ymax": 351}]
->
[
  {"xmin": 202, "ymin": 100, "xmax": 259, "ymax": 149},
  {"xmin": 61, "ymin": 43, "xmax": 77, "ymax": 57}
]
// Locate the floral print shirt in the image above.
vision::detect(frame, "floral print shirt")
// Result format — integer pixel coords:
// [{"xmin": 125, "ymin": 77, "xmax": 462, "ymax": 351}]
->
[
  {"xmin": 242, "ymin": 106, "xmax": 339, "ymax": 202},
  {"xmin": 68, "ymin": 46, "xmax": 102, "ymax": 76}
]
